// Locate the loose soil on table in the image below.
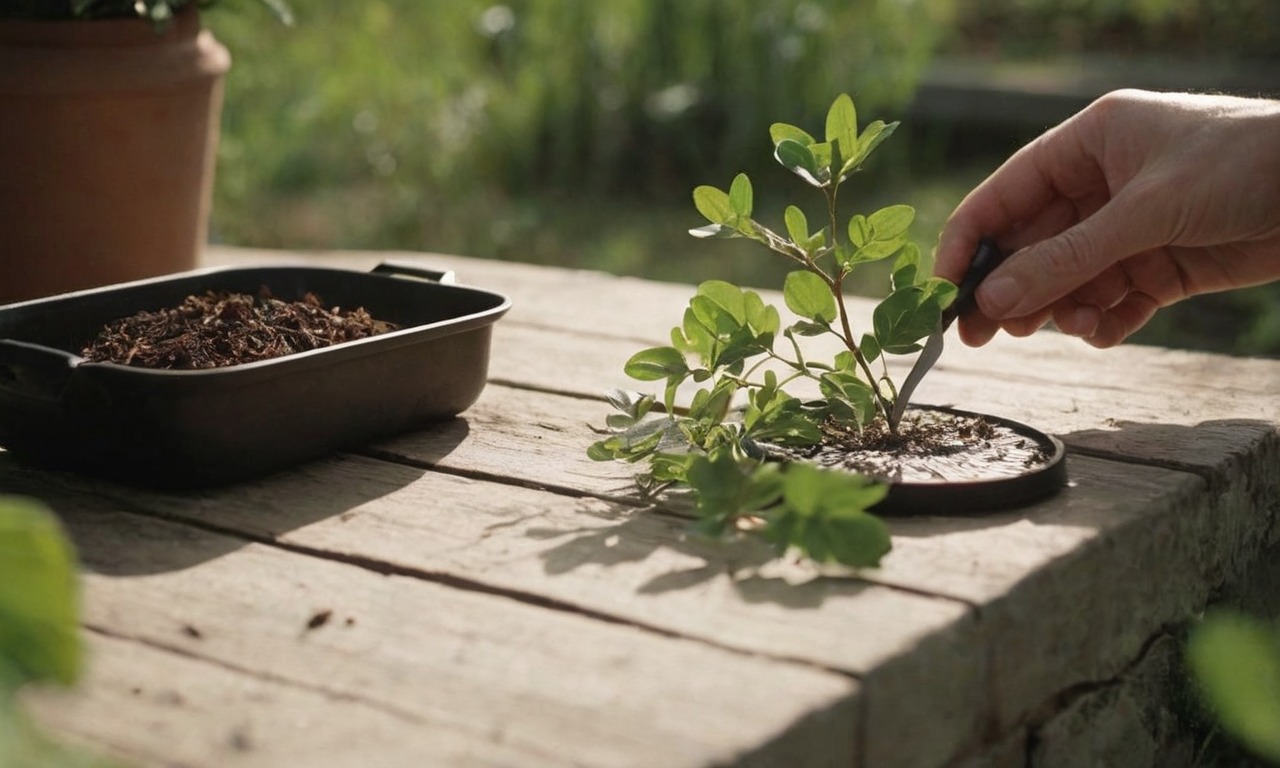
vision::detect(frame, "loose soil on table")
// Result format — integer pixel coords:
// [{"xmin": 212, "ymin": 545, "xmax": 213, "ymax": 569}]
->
[
  {"xmin": 81, "ymin": 290, "xmax": 399, "ymax": 369},
  {"xmin": 767, "ymin": 410, "xmax": 1054, "ymax": 484}
]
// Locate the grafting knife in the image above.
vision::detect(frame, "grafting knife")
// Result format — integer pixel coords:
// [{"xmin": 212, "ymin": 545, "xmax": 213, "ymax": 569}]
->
[{"xmin": 888, "ymin": 237, "xmax": 1006, "ymax": 430}]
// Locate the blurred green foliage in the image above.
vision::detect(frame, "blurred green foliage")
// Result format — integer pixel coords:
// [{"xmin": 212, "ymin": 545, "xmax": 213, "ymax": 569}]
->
[
  {"xmin": 201, "ymin": 0, "xmax": 1279, "ymax": 358},
  {"xmin": 0, "ymin": 498, "xmax": 122, "ymax": 767},
  {"xmin": 203, "ymin": 0, "xmax": 952, "ymax": 253},
  {"xmin": 0, "ymin": 498, "xmax": 80, "ymax": 691},
  {"xmin": 944, "ymin": 0, "xmax": 1280, "ymax": 58},
  {"xmin": 1188, "ymin": 611, "xmax": 1280, "ymax": 765}
]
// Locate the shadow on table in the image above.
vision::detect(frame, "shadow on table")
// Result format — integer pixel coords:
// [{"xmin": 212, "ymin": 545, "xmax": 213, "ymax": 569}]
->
[
  {"xmin": 0, "ymin": 419, "xmax": 469, "ymax": 576},
  {"xmin": 531, "ymin": 418, "xmax": 1279, "ymax": 600},
  {"xmin": 528, "ymin": 505, "xmax": 875, "ymax": 610}
]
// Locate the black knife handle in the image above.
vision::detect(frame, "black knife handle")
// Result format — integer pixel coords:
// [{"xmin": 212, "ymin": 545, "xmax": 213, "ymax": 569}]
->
[{"xmin": 941, "ymin": 237, "xmax": 1005, "ymax": 329}]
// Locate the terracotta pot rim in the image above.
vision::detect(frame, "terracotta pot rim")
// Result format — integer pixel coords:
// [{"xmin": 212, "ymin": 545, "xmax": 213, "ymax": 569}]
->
[
  {"xmin": 0, "ymin": 7, "xmax": 229, "ymax": 94},
  {"xmin": 0, "ymin": 4, "xmax": 201, "ymax": 47}
]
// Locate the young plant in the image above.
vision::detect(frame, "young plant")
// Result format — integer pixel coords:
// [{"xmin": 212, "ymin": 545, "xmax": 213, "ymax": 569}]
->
[{"xmin": 590, "ymin": 94, "xmax": 955, "ymax": 568}]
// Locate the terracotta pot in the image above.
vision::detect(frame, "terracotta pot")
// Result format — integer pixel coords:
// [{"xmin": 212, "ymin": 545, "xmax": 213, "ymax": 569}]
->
[{"xmin": 0, "ymin": 8, "xmax": 230, "ymax": 304}]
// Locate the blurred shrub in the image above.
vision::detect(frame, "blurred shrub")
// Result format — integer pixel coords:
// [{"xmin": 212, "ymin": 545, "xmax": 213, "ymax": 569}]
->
[
  {"xmin": 1187, "ymin": 610, "xmax": 1280, "ymax": 765},
  {"xmin": 945, "ymin": 0, "xmax": 1280, "ymax": 59},
  {"xmin": 204, "ymin": 0, "xmax": 952, "ymax": 248}
]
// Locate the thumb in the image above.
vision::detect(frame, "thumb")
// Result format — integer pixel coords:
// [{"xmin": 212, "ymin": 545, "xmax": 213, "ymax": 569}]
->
[{"xmin": 975, "ymin": 189, "xmax": 1161, "ymax": 319}]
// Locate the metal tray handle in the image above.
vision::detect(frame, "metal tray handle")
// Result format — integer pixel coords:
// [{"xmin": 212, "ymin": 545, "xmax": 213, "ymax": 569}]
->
[
  {"xmin": 371, "ymin": 261, "xmax": 457, "ymax": 285},
  {"xmin": 0, "ymin": 340, "xmax": 76, "ymax": 402}
]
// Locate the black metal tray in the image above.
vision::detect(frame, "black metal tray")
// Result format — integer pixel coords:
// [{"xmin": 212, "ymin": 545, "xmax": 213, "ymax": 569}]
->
[{"xmin": 0, "ymin": 262, "xmax": 510, "ymax": 488}]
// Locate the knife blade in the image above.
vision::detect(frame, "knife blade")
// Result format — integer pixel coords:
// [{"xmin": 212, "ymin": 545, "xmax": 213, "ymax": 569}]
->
[{"xmin": 888, "ymin": 237, "xmax": 1006, "ymax": 430}]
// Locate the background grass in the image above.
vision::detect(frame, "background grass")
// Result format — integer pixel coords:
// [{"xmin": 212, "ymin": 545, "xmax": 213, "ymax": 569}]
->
[{"xmin": 201, "ymin": 0, "xmax": 1280, "ymax": 357}]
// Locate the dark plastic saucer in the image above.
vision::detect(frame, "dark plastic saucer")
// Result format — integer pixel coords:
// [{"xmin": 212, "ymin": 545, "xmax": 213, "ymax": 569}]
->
[{"xmin": 871, "ymin": 405, "xmax": 1068, "ymax": 515}]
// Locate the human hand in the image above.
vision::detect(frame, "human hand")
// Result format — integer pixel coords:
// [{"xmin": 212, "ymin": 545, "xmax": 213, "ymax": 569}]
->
[{"xmin": 935, "ymin": 88, "xmax": 1280, "ymax": 348}]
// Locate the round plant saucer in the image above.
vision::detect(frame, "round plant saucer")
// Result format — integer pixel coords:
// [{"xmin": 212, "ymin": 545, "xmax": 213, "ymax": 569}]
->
[{"xmin": 766, "ymin": 405, "xmax": 1068, "ymax": 516}]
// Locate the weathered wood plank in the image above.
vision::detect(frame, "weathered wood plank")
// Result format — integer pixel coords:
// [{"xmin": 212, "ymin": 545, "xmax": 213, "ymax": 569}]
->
[
  {"xmin": 63, "ymin": 243, "xmax": 1264, "ymax": 767},
  {"xmin": 23, "ymin": 631, "xmax": 550, "ymax": 768},
  {"xmin": 14, "ymin": 440, "xmax": 1260, "ymax": 766},
  {"xmin": 363, "ymin": 379, "xmax": 1278, "ymax": 750},
  {"xmin": 377, "ymin": 380, "xmax": 1278, "ymax": 758},
  {"xmin": 2, "ymin": 454, "xmax": 977, "ymax": 768},
  {"xmin": 27, "ymin": 504, "xmax": 860, "ymax": 768}
]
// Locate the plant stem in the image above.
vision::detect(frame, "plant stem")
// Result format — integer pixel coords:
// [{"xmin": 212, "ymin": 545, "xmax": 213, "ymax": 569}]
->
[
  {"xmin": 824, "ymin": 184, "xmax": 895, "ymax": 431},
  {"xmin": 833, "ymin": 273, "xmax": 895, "ymax": 430}
]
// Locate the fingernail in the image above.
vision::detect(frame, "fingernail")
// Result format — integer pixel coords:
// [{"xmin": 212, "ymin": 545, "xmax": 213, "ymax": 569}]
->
[
  {"xmin": 977, "ymin": 276, "xmax": 1020, "ymax": 317},
  {"xmin": 1070, "ymin": 305, "xmax": 1100, "ymax": 337}
]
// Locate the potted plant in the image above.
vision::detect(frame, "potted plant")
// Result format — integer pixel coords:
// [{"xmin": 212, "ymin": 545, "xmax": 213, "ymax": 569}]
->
[
  {"xmin": 589, "ymin": 93, "xmax": 1066, "ymax": 569},
  {"xmin": 0, "ymin": 0, "xmax": 290, "ymax": 305}
]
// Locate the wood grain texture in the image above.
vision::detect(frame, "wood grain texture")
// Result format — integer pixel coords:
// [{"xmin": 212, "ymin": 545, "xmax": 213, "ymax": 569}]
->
[
  {"xmin": 24, "ymin": 504, "xmax": 860, "ymax": 768},
  {"xmin": 358, "ymin": 381, "xmax": 1276, "ymax": 753},
  {"xmin": 5, "ymin": 245, "xmax": 1270, "ymax": 767},
  {"xmin": 2, "ymin": 454, "xmax": 978, "ymax": 768}
]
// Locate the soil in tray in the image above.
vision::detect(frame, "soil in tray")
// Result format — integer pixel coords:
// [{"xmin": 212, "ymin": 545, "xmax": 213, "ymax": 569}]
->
[
  {"xmin": 80, "ymin": 289, "xmax": 400, "ymax": 369},
  {"xmin": 765, "ymin": 409, "xmax": 1054, "ymax": 484}
]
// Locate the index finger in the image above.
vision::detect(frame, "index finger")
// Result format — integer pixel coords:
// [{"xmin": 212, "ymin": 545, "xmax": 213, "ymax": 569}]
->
[{"xmin": 935, "ymin": 110, "xmax": 1107, "ymax": 283}]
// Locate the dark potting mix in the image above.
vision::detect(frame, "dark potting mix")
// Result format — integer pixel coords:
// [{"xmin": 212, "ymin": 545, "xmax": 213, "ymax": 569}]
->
[
  {"xmin": 81, "ymin": 289, "xmax": 400, "ymax": 369},
  {"xmin": 767, "ymin": 410, "xmax": 1054, "ymax": 484}
]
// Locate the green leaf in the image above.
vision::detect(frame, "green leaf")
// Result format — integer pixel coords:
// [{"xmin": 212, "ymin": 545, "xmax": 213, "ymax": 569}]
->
[
  {"xmin": 0, "ymin": 497, "xmax": 81, "ymax": 689},
  {"xmin": 847, "ymin": 215, "xmax": 872, "ymax": 248},
  {"xmin": 819, "ymin": 371, "xmax": 878, "ymax": 426},
  {"xmin": 891, "ymin": 244, "xmax": 921, "ymax": 290},
  {"xmin": 872, "ymin": 286, "xmax": 942, "ymax": 354},
  {"xmin": 689, "ymin": 296, "xmax": 738, "ymax": 338},
  {"xmin": 1188, "ymin": 611, "xmax": 1280, "ymax": 762},
  {"xmin": 769, "ymin": 122, "xmax": 815, "ymax": 146},
  {"xmin": 787, "ymin": 320, "xmax": 826, "ymax": 337},
  {"xmin": 855, "ymin": 120, "xmax": 898, "ymax": 164},
  {"xmin": 877, "ymin": 375, "xmax": 897, "ymax": 401},
  {"xmin": 808, "ymin": 142, "xmax": 834, "ymax": 175},
  {"xmin": 849, "ymin": 237, "xmax": 907, "ymax": 265},
  {"xmin": 688, "ymin": 381, "xmax": 735, "ymax": 424},
  {"xmin": 605, "ymin": 389, "xmax": 654, "ymax": 420},
  {"xmin": 805, "ymin": 228, "xmax": 829, "ymax": 255},
  {"xmin": 689, "ymin": 223, "xmax": 738, "ymax": 240},
  {"xmin": 742, "ymin": 291, "xmax": 780, "ymax": 337},
  {"xmin": 825, "ymin": 93, "xmax": 858, "ymax": 171},
  {"xmin": 697, "ymin": 280, "xmax": 747, "ymax": 324},
  {"xmin": 745, "ymin": 385, "xmax": 823, "ymax": 446},
  {"xmin": 685, "ymin": 451, "xmax": 781, "ymax": 537},
  {"xmin": 808, "ymin": 509, "xmax": 892, "ymax": 568},
  {"xmin": 676, "ymin": 307, "xmax": 715, "ymax": 359},
  {"xmin": 860, "ymin": 333, "xmax": 881, "ymax": 364},
  {"xmin": 764, "ymin": 464, "xmax": 890, "ymax": 567},
  {"xmin": 728, "ymin": 174, "xmax": 753, "ymax": 217},
  {"xmin": 598, "ymin": 417, "xmax": 672, "ymax": 462},
  {"xmin": 783, "ymin": 271, "xmax": 836, "ymax": 323},
  {"xmin": 868, "ymin": 204, "xmax": 915, "ymax": 241},
  {"xmin": 587, "ymin": 440, "xmax": 618, "ymax": 461},
  {"xmin": 624, "ymin": 346, "xmax": 688, "ymax": 381},
  {"xmin": 784, "ymin": 206, "xmax": 809, "ymax": 246},
  {"xmin": 774, "ymin": 139, "xmax": 824, "ymax": 187},
  {"xmin": 693, "ymin": 185, "xmax": 733, "ymax": 225},
  {"xmin": 920, "ymin": 276, "xmax": 959, "ymax": 310}
]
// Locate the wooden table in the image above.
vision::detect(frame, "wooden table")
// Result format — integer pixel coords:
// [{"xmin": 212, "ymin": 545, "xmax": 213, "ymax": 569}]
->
[{"xmin": 10, "ymin": 245, "xmax": 1280, "ymax": 768}]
